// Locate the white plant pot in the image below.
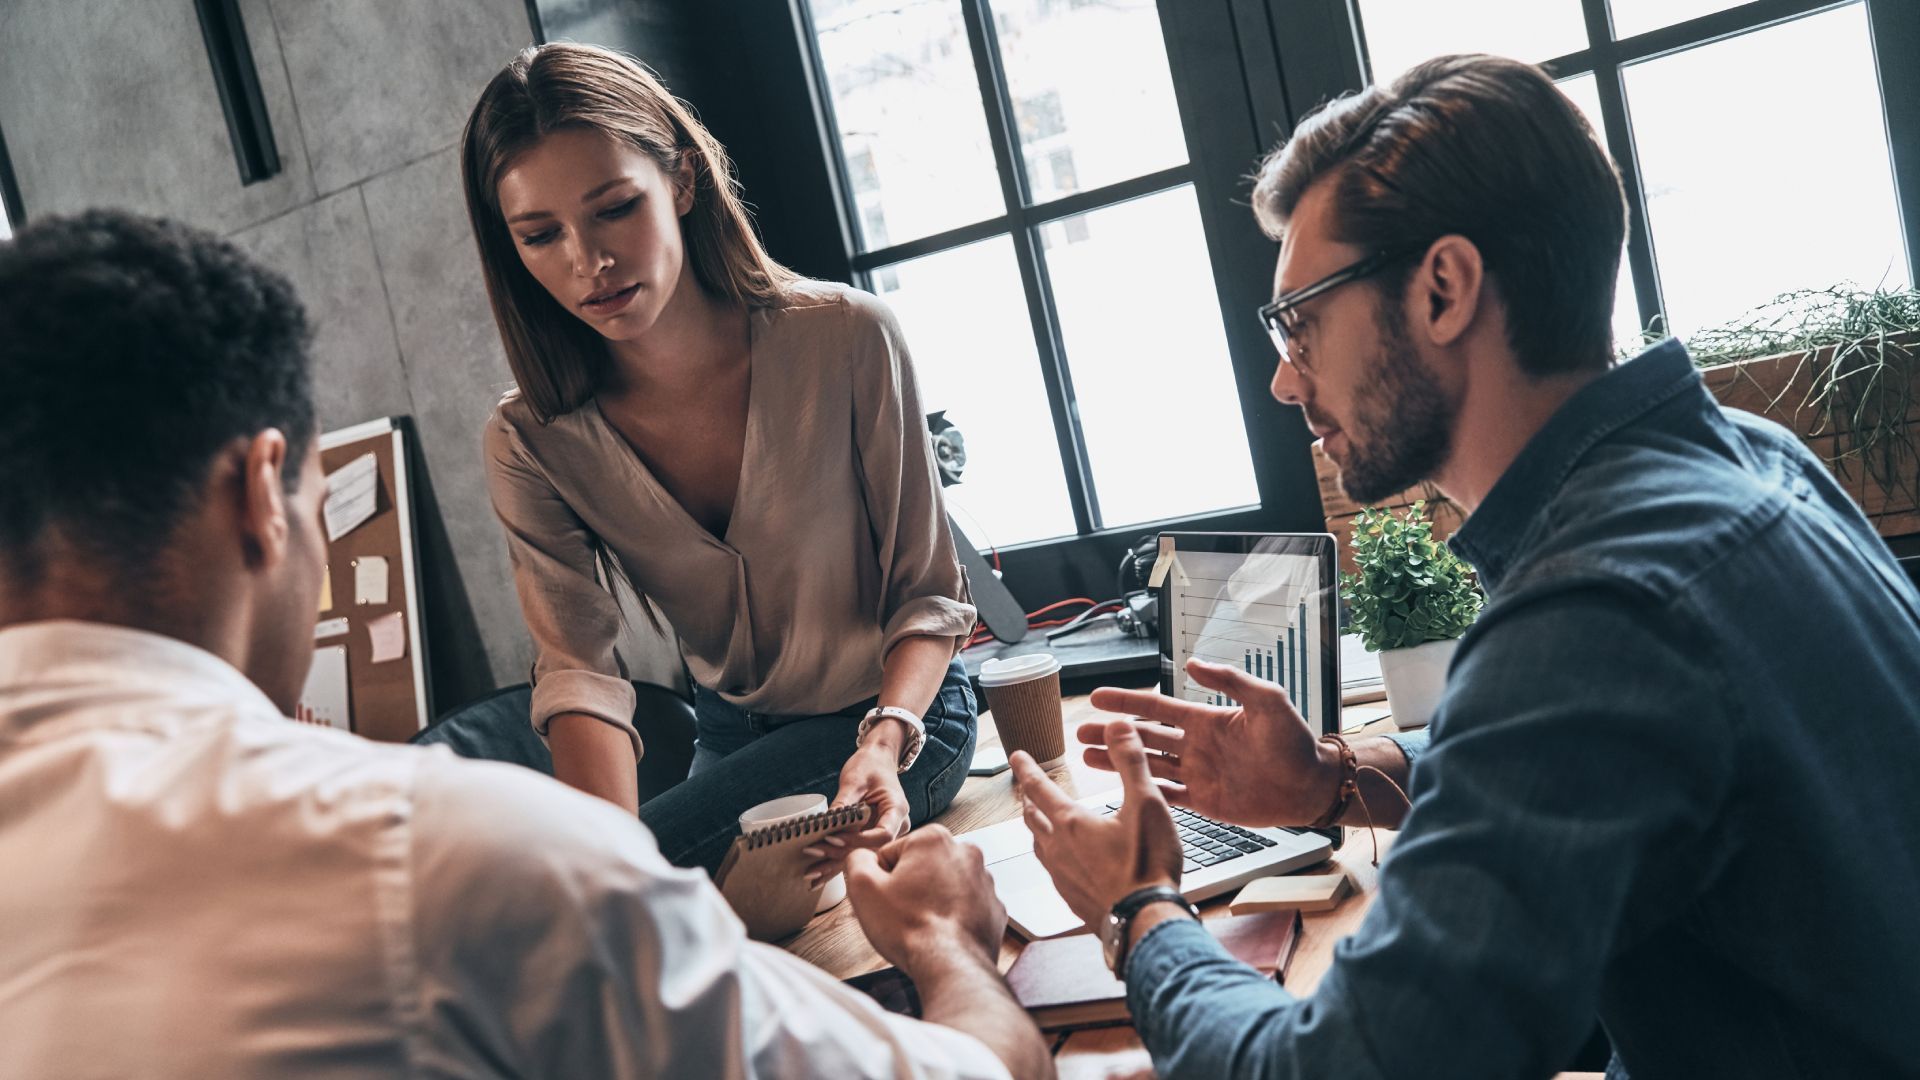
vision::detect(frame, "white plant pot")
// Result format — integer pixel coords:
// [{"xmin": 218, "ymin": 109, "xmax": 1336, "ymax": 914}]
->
[{"xmin": 1377, "ymin": 637, "xmax": 1459, "ymax": 731}]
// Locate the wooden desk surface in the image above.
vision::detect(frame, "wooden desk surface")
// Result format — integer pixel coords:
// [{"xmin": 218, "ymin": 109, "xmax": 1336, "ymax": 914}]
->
[
  {"xmin": 783, "ymin": 696, "xmax": 1397, "ymax": 1072},
  {"xmin": 785, "ymin": 696, "xmax": 1602, "ymax": 1079}
]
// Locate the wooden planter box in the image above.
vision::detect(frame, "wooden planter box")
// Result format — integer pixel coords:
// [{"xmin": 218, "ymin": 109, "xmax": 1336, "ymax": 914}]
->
[
  {"xmin": 1314, "ymin": 332, "xmax": 1920, "ymax": 573},
  {"xmin": 1698, "ymin": 332, "xmax": 1920, "ymax": 541}
]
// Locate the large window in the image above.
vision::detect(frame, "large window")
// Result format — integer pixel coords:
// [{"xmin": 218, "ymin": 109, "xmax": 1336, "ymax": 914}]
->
[
  {"xmin": 799, "ymin": 0, "xmax": 1259, "ymax": 548},
  {"xmin": 1354, "ymin": 0, "xmax": 1915, "ymax": 342}
]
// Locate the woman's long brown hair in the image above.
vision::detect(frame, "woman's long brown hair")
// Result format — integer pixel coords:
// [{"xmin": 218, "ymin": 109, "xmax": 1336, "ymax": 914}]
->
[{"xmin": 461, "ymin": 42, "xmax": 798, "ymax": 423}]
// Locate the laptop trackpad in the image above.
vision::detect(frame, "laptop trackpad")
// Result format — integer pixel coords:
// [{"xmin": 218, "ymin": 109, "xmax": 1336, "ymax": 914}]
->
[{"xmin": 988, "ymin": 852, "xmax": 1084, "ymax": 939}]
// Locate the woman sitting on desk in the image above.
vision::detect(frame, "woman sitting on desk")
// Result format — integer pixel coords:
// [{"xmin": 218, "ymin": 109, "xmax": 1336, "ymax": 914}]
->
[{"xmin": 457, "ymin": 42, "xmax": 979, "ymax": 873}]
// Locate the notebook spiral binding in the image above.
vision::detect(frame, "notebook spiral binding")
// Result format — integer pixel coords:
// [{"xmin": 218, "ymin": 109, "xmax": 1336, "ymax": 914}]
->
[{"xmin": 742, "ymin": 803, "xmax": 871, "ymax": 850}]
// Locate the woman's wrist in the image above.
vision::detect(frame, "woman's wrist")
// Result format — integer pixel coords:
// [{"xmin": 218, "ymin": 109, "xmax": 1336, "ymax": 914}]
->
[{"xmin": 857, "ymin": 716, "xmax": 910, "ymax": 758}]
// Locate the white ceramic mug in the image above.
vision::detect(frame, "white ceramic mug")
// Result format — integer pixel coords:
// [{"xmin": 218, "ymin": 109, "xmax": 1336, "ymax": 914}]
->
[{"xmin": 738, "ymin": 793, "xmax": 847, "ymax": 914}]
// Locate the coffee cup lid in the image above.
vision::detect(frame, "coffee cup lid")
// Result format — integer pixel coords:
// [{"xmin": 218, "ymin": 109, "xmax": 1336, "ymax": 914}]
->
[{"xmin": 977, "ymin": 653, "xmax": 1063, "ymax": 687}]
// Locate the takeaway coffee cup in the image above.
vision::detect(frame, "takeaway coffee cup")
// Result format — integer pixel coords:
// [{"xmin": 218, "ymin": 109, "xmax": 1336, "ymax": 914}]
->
[
  {"xmin": 739, "ymin": 793, "xmax": 846, "ymax": 913},
  {"xmin": 977, "ymin": 654, "xmax": 1066, "ymax": 767}
]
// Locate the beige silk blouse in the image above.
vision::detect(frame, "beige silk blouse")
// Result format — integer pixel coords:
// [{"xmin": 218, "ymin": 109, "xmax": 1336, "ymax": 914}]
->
[{"xmin": 484, "ymin": 282, "xmax": 977, "ymax": 756}]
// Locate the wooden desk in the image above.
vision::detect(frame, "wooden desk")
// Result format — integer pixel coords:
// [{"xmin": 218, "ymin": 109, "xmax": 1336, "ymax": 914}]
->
[
  {"xmin": 785, "ymin": 695, "xmax": 1406, "ymax": 1076},
  {"xmin": 787, "ymin": 697, "xmax": 1601, "ymax": 1079}
]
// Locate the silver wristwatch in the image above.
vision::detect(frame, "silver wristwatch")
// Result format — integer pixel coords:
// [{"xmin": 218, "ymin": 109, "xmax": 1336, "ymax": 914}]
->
[{"xmin": 857, "ymin": 706, "xmax": 927, "ymax": 772}]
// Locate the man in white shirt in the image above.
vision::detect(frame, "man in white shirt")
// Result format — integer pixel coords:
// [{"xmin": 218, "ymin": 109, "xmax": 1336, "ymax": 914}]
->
[{"xmin": 0, "ymin": 209, "xmax": 1050, "ymax": 1079}]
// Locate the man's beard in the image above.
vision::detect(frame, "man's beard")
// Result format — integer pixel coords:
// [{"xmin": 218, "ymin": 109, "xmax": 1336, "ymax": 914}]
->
[{"xmin": 1334, "ymin": 298, "xmax": 1455, "ymax": 505}]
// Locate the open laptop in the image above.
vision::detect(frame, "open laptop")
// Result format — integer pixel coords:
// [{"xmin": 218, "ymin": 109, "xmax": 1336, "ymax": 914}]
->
[{"xmin": 966, "ymin": 532, "xmax": 1344, "ymax": 939}]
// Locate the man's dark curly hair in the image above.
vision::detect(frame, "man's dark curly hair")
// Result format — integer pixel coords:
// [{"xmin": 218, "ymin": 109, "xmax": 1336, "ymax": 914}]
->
[{"xmin": 0, "ymin": 210, "xmax": 316, "ymax": 583}]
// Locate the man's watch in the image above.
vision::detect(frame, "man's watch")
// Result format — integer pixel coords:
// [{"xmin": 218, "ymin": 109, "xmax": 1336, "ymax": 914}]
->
[
  {"xmin": 857, "ymin": 706, "xmax": 927, "ymax": 772},
  {"xmin": 1100, "ymin": 885, "xmax": 1199, "ymax": 979}
]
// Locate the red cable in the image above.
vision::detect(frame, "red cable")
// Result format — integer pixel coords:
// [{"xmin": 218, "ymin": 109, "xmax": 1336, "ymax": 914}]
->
[
  {"xmin": 1023, "ymin": 597, "xmax": 1100, "ymax": 619},
  {"xmin": 962, "ymin": 600, "xmax": 1125, "ymax": 651}
]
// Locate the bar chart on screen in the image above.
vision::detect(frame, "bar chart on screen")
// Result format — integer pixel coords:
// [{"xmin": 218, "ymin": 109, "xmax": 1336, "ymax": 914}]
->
[{"xmin": 1169, "ymin": 549, "xmax": 1326, "ymax": 730}]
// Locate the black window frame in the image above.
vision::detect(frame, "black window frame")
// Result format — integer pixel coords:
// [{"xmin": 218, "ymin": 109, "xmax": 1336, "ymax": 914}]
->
[
  {"xmin": 790, "ymin": 0, "xmax": 1321, "ymax": 607},
  {"xmin": 784, "ymin": 0, "xmax": 1920, "ymax": 610},
  {"xmin": 1336, "ymin": 0, "xmax": 1920, "ymax": 341}
]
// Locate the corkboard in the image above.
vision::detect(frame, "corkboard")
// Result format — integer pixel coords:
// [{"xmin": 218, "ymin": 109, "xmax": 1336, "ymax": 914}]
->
[{"xmin": 315, "ymin": 417, "xmax": 431, "ymax": 742}]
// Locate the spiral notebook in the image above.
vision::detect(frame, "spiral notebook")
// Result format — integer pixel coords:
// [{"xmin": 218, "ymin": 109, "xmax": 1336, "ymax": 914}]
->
[{"xmin": 714, "ymin": 802, "xmax": 871, "ymax": 942}]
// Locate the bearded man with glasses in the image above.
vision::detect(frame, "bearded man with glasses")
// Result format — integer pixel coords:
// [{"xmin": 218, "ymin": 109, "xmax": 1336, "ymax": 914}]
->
[{"xmin": 1002, "ymin": 53, "xmax": 1920, "ymax": 1079}]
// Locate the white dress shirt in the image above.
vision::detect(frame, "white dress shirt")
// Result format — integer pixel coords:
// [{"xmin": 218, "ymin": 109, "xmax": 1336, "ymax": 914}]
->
[{"xmin": 0, "ymin": 621, "xmax": 1008, "ymax": 1079}]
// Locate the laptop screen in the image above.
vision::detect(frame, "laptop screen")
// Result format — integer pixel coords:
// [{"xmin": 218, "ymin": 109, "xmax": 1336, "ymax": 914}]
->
[{"xmin": 1151, "ymin": 532, "xmax": 1341, "ymax": 741}]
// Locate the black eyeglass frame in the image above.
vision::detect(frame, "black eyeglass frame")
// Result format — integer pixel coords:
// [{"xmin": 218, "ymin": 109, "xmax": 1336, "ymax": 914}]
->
[{"xmin": 1256, "ymin": 245, "xmax": 1429, "ymax": 371}]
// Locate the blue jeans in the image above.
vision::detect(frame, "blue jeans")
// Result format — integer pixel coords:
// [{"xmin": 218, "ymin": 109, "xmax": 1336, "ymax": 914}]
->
[{"xmin": 640, "ymin": 658, "xmax": 978, "ymax": 874}]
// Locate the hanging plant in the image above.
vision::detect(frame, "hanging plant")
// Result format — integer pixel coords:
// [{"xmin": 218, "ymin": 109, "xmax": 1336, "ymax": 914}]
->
[{"xmin": 1628, "ymin": 285, "xmax": 1920, "ymax": 516}]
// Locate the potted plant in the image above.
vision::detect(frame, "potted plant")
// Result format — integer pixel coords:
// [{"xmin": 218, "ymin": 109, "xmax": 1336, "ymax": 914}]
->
[{"xmin": 1340, "ymin": 501, "xmax": 1484, "ymax": 730}]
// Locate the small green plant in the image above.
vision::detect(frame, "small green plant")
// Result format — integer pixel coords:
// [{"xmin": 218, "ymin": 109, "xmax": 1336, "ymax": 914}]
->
[{"xmin": 1340, "ymin": 501, "xmax": 1484, "ymax": 653}]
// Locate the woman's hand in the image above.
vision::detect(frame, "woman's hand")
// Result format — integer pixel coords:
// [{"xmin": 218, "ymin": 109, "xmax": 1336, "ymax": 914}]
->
[{"xmin": 806, "ymin": 741, "xmax": 911, "ymax": 883}]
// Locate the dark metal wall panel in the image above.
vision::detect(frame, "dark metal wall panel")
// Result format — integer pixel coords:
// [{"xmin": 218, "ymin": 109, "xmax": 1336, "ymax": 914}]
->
[
  {"xmin": 1159, "ymin": 0, "xmax": 1325, "ymax": 532},
  {"xmin": 1867, "ymin": 0, "xmax": 1920, "ymax": 287}
]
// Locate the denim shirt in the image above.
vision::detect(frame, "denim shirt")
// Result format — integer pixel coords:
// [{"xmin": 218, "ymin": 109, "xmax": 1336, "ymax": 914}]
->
[{"xmin": 1124, "ymin": 340, "xmax": 1920, "ymax": 1079}]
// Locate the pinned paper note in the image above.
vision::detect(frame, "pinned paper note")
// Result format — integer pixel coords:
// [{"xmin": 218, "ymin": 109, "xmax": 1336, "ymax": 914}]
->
[
  {"xmin": 324, "ymin": 453, "xmax": 379, "ymax": 541},
  {"xmin": 314, "ymin": 616, "xmax": 349, "ymax": 640},
  {"xmin": 353, "ymin": 555, "xmax": 389, "ymax": 606},
  {"xmin": 367, "ymin": 611, "xmax": 407, "ymax": 663},
  {"xmin": 319, "ymin": 565, "xmax": 333, "ymax": 613},
  {"xmin": 295, "ymin": 645, "xmax": 351, "ymax": 731}
]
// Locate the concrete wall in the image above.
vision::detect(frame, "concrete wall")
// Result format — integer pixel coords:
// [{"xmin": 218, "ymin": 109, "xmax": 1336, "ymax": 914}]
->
[{"xmin": 0, "ymin": 0, "xmax": 688, "ymax": 709}]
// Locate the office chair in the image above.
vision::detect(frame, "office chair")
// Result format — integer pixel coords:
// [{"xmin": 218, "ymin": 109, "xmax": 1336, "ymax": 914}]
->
[{"xmin": 413, "ymin": 681, "xmax": 697, "ymax": 803}]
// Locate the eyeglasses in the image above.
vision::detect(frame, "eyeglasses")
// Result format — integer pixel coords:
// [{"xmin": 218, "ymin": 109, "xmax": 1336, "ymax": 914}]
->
[{"xmin": 1257, "ymin": 246, "xmax": 1426, "ymax": 374}]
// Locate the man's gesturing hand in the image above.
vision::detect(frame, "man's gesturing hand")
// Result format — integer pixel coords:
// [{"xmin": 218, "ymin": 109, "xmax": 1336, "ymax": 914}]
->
[
  {"xmin": 1077, "ymin": 658, "xmax": 1341, "ymax": 829},
  {"xmin": 1010, "ymin": 719, "xmax": 1183, "ymax": 929}
]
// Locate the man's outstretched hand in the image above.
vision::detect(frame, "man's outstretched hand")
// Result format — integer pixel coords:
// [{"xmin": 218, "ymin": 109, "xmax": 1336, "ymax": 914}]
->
[
  {"xmin": 1079, "ymin": 658, "xmax": 1341, "ymax": 828},
  {"xmin": 1010, "ymin": 719, "xmax": 1184, "ymax": 928}
]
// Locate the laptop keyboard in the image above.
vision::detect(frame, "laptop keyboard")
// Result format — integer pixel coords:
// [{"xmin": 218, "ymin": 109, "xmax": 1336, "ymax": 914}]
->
[{"xmin": 1101, "ymin": 800, "xmax": 1278, "ymax": 874}]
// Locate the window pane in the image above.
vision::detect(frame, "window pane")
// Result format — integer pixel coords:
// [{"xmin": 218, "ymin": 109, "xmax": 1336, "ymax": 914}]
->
[
  {"xmin": 1625, "ymin": 4, "xmax": 1908, "ymax": 336},
  {"xmin": 1607, "ymin": 0, "xmax": 1739, "ymax": 39},
  {"xmin": 1556, "ymin": 74, "xmax": 1653, "ymax": 350},
  {"xmin": 1040, "ymin": 185, "xmax": 1259, "ymax": 528},
  {"xmin": 1355, "ymin": 0, "xmax": 1588, "ymax": 82},
  {"xmin": 993, "ymin": 0, "xmax": 1187, "ymax": 203},
  {"xmin": 807, "ymin": 0, "xmax": 1005, "ymax": 250},
  {"xmin": 871, "ymin": 236, "xmax": 1078, "ymax": 546}
]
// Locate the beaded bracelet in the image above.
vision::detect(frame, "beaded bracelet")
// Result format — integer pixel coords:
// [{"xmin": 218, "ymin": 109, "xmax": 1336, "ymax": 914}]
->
[{"xmin": 1306, "ymin": 732, "xmax": 1359, "ymax": 830}]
